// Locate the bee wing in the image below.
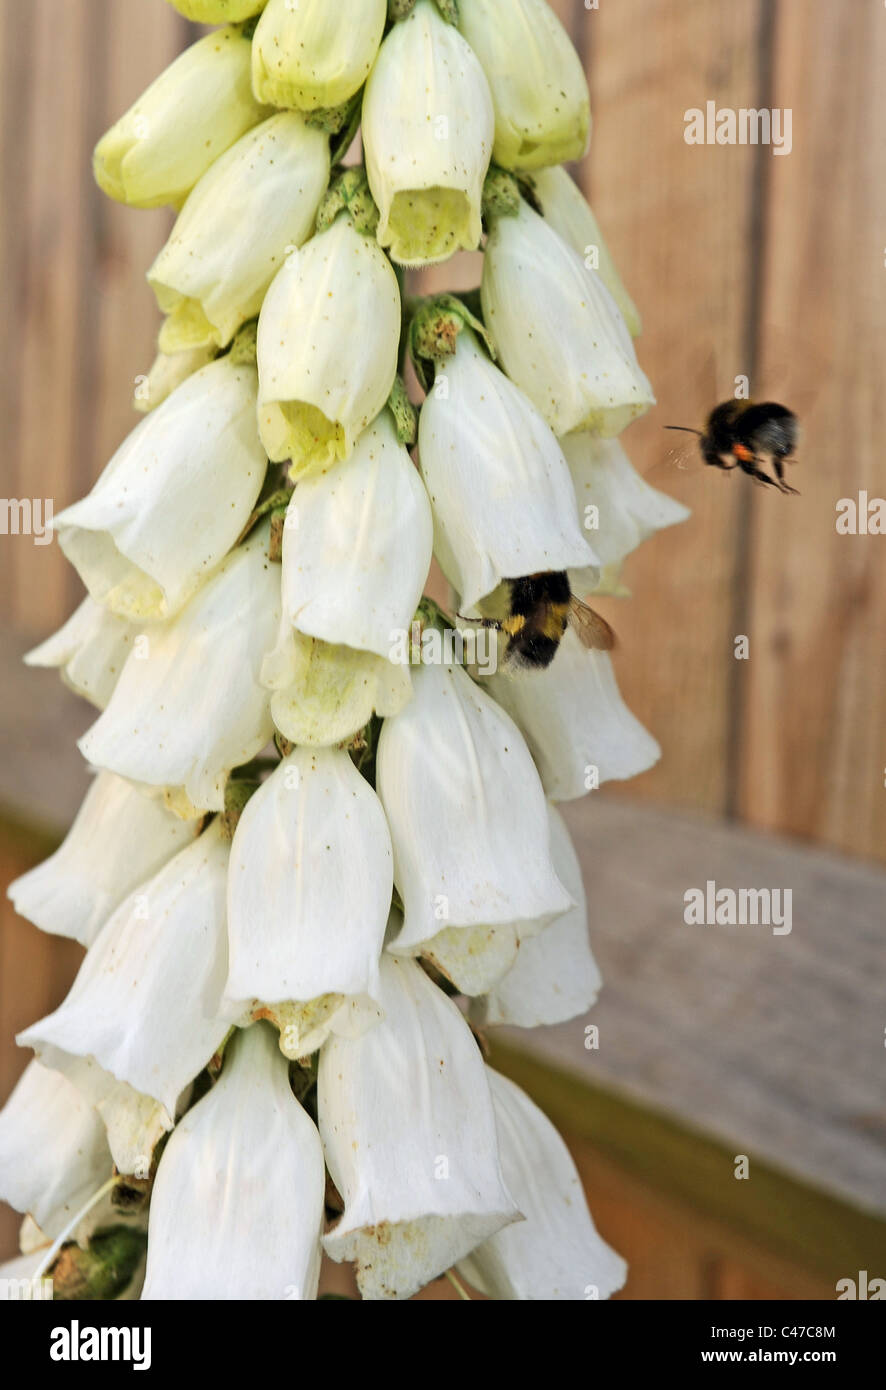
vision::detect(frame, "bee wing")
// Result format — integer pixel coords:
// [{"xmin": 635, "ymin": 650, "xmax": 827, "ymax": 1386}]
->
[{"xmin": 568, "ymin": 596, "xmax": 616, "ymax": 651}]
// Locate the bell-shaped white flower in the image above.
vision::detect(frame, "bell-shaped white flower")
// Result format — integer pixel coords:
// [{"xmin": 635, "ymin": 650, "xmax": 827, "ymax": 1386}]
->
[
  {"xmin": 485, "ymin": 629, "xmax": 660, "ymax": 799},
  {"xmin": 262, "ymin": 623, "xmax": 412, "ymax": 748},
  {"xmin": 252, "ymin": 0, "xmax": 386, "ymax": 111},
  {"xmin": 481, "ymin": 202, "xmax": 655, "ymax": 437},
  {"xmin": 457, "ymin": 0, "xmax": 590, "ymax": 171},
  {"xmin": 148, "ymin": 113, "xmax": 330, "ymax": 353},
  {"xmin": 18, "ymin": 822, "xmax": 232, "ymax": 1146},
  {"xmin": 133, "ymin": 343, "xmax": 216, "ymax": 414},
  {"xmin": 471, "ymin": 804, "xmax": 601, "ymax": 1027},
  {"xmin": 562, "ymin": 431, "xmax": 690, "ymax": 596},
  {"xmin": 225, "ymin": 748, "xmax": 392, "ymax": 1053},
  {"xmin": 377, "ymin": 660, "xmax": 572, "ymax": 956},
  {"xmin": 93, "ymin": 27, "xmax": 268, "ymax": 210},
  {"xmin": 0, "ymin": 1061, "xmax": 110, "ymax": 1240},
  {"xmin": 420, "ymin": 922, "xmax": 520, "ymax": 997},
  {"xmin": 78, "ymin": 526, "xmax": 280, "ymax": 813},
  {"xmin": 457, "ymin": 1069, "xmax": 627, "ymax": 1300},
  {"xmin": 24, "ymin": 598, "xmax": 136, "ymax": 709},
  {"xmin": 166, "ymin": 0, "xmax": 267, "ymax": 20},
  {"xmin": 280, "ymin": 412, "xmax": 433, "ymax": 658},
  {"xmin": 320, "ymin": 953, "xmax": 519, "ymax": 1299},
  {"xmin": 142, "ymin": 1022, "xmax": 325, "ymax": 1301},
  {"xmin": 418, "ymin": 328, "xmax": 596, "ymax": 608},
  {"xmin": 256, "ymin": 215, "xmax": 401, "ymax": 474},
  {"xmin": 8, "ymin": 771, "xmax": 199, "ymax": 948},
  {"xmin": 362, "ymin": 0, "xmax": 494, "ymax": 267},
  {"xmin": 54, "ymin": 359, "xmax": 267, "ymax": 622},
  {"xmin": 532, "ymin": 165, "xmax": 641, "ymax": 336}
]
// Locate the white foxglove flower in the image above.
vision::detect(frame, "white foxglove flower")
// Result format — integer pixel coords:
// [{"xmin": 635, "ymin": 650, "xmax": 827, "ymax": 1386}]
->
[
  {"xmin": 166, "ymin": 0, "xmax": 267, "ymax": 19},
  {"xmin": 280, "ymin": 411, "xmax": 432, "ymax": 658},
  {"xmin": 377, "ymin": 660, "xmax": 572, "ymax": 956},
  {"xmin": 252, "ymin": 0, "xmax": 386, "ymax": 111},
  {"xmin": 54, "ymin": 359, "xmax": 267, "ymax": 622},
  {"xmin": 262, "ymin": 623, "xmax": 412, "ymax": 748},
  {"xmin": 18, "ymin": 822, "xmax": 232, "ymax": 1148},
  {"xmin": 420, "ymin": 922, "xmax": 520, "ymax": 997},
  {"xmin": 256, "ymin": 214, "xmax": 400, "ymax": 474},
  {"xmin": 363, "ymin": 0, "xmax": 494, "ymax": 267},
  {"xmin": 457, "ymin": 0, "xmax": 590, "ymax": 171},
  {"xmin": 225, "ymin": 748, "xmax": 392, "ymax": 1053},
  {"xmin": 481, "ymin": 201, "xmax": 655, "ymax": 437},
  {"xmin": 458, "ymin": 1069, "xmax": 627, "ymax": 1300},
  {"xmin": 417, "ymin": 327, "xmax": 596, "ymax": 607},
  {"xmin": 562, "ymin": 431, "xmax": 691, "ymax": 597},
  {"xmin": 320, "ymin": 953, "xmax": 519, "ymax": 1300},
  {"xmin": 133, "ymin": 343, "xmax": 216, "ymax": 414},
  {"xmin": 142, "ymin": 1023, "xmax": 325, "ymax": 1301},
  {"xmin": 93, "ymin": 27, "xmax": 268, "ymax": 210},
  {"xmin": 0, "ymin": 1061, "xmax": 110, "ymax": 1239},
  {"xmin": 24, "ymin": 598, "xmax": 136, "ymax": 709},
  {"xmin": 149, "ymin": 113, "xmax": 330, "ymax": 353},
  {"xmin": 8, "ymin": 771, "xmax": 199, "ymax": 948},
  {"xmin": 79, "ymin": 526, "xmax": 280, "ymax": 813},
  {"xmin": 485, "ymin": 629, "xmax": 660, "ymax": 799},
  {"xmin": 471, "ymin": 804, "xmax": 601, "ymax": 1027},
  {"xmin": 532, "ymin": 165, "xmax": 641, "ymax": 336}
]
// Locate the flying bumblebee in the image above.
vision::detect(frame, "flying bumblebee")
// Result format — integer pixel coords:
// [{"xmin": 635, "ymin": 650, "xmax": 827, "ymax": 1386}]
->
[
  {"xmin": 469, "ymin": 572, "xmax": 616, "ymax": 672},
  {"xmin": 666, "ymin": 399, "xmax": 799, "ymax": 493}
]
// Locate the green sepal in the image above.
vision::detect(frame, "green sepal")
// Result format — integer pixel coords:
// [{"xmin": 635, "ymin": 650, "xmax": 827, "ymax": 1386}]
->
[
  {"xmin": 387, "ymin": 375, "xmax": 417, "ymax": 446},
  {"xmin": 481, "ymin": 164, "xmax": 542, "ymax": 223},
  {"xmin": 237, "ymin": 485, "xmax": 293, "ymax": 548},
  {"xmin": 50, "ymin": 1226, "xmax": 147, "ymax": 1302},
  {"xmin": 389, "ymin": 0, "xmax": 458, "ymax": 21},
  {"xmin": 220, "ymin": 776, "xmax": 261, "ymax": 840},
  {"xmin": 320, "ymin": 92, "xmax": 364, "ymax": 165},
  {"xmin": 316, "ymin": 166, "xmax": 380, "ymax": 238},
  {"xmin": 229, "ymin": 318, "xmax": 258, "ymax": 367},
  {"xmin": 408, "ymin": 293, "xmax": 495, "ymax": 391}
]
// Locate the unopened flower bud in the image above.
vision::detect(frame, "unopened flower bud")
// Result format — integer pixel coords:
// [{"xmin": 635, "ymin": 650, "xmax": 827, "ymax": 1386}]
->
[{"xmin": 94, "ymin": 28, "xmax": 268, "ymax": 210}]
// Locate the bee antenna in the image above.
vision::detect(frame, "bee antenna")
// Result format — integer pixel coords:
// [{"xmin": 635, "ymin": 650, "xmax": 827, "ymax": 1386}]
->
[{"xmin": 664, "ymin": 425, "xmax": 702, "ymax": 435}]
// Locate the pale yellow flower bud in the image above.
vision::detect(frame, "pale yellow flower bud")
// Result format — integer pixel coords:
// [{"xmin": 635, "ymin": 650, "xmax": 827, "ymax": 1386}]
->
[
  {"xmin": 164, "ymin": 0, "xmax": 267, "ymax": 21},
  {"xmin": 363, "ymin": 0, "xmax": 494, "ymax": 266},
  {"xmin": 252, "ymin": 0, "xmax": 386, "ymax": 111},
  {"xmin": 93, "ymin": 28, "xmax": 268, "ymax": 210},
  {"xmin": 148, "ymin": 113, "xmax": 330, "ymax": 352},
  {"xmin": 458, "ymin": 0, "xmax": 590, "ymax": 170}
]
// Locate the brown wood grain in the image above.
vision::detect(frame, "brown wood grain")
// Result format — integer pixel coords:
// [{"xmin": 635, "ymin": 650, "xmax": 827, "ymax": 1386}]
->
[
  {"xmin": 579, "ymin": 0, "xmax": 769, "ymax": 816},
  {"xmin": 736, "ymin": 0, "xmax": 886, "ymax": 861}
]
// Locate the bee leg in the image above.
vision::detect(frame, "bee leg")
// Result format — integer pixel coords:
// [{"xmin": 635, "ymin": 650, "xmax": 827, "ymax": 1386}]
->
[
  {"xmin": 456, "ymin": 613, "xmax": 501, "ymax": 629},
  {"xmin": 773, "ymin": 455, "xmax": 800, "ymax": 495},
  {"xmin": 738, "ymin": 455, "xmax": 783, "ymax": 490}
]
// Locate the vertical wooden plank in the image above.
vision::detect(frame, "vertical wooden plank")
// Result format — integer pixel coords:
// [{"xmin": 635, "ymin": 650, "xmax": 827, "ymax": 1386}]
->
[
  {"xmin": 84, "ymin": 1, "xmax": 187, "ymax": 517},
  {"xmin": 2, "ymin": 0, "xmax": 186, "ymax": 643},
  {"xmin": 579, "ymin": 0, "xmax": 766, "ymax": 814},
  {"xmin": 6, "ymin": 0, "xmax": 93, "ymax": 635},
  {"xmin": 738, "ymin": 0, "xmax": 886, "ymax": 861}
]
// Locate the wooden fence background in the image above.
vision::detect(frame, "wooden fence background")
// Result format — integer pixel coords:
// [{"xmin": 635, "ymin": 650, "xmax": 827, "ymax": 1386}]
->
[
  {"xmin": 2, "ymin": 0, "xmax": 884, "ymax": 862},
  {"xmin": 0, "ymin": 0, "xmax": 884, "ymax": 1297}
]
